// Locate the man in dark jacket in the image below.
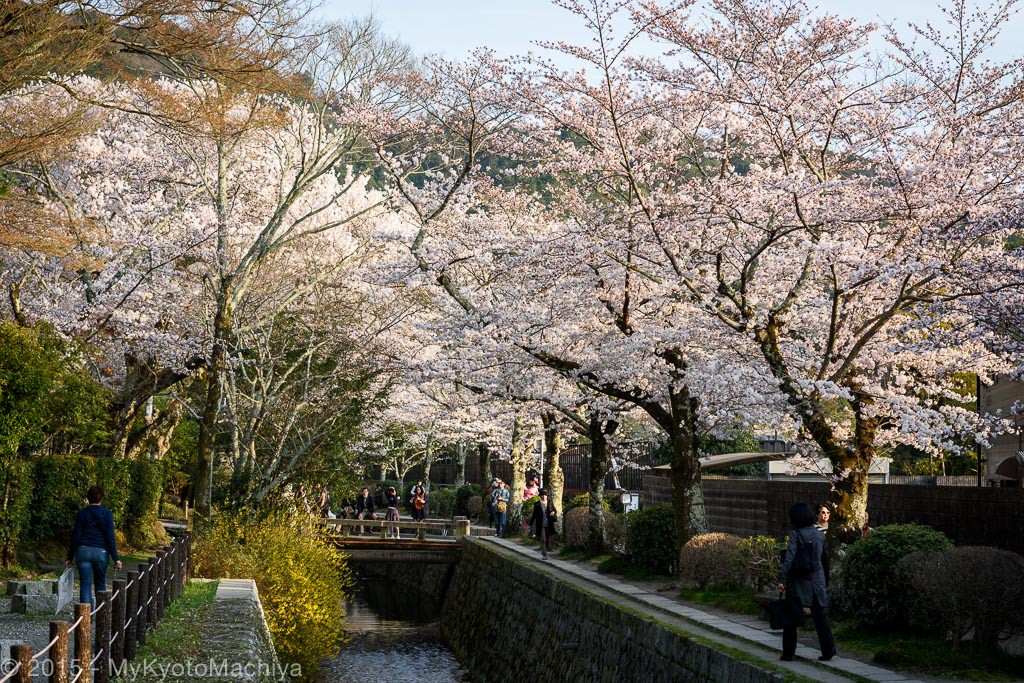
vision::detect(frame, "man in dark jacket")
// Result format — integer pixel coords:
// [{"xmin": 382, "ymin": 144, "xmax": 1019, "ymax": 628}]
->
[
  {"xmin": 530, "ymin": 488, "xmax": 558, "ymax": 560},
  {"xmin": 66, "ymin": 486, "xmax": 122, "ymax": 606},
  {"xmin": 355, "ymin": 487, "xmax": 375, "ymax": 534}
]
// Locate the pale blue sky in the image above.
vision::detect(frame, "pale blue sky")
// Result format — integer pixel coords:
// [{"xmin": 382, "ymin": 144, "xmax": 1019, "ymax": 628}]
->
[{"xmin": 316, "ymin": 0, "xmax": 1024, "ymax": 63}]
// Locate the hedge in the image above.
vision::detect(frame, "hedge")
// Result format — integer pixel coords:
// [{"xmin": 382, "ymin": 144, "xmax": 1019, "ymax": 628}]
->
[{"xmin": 22, "ymin": 456, "xmax": 163, "ymax": 549}]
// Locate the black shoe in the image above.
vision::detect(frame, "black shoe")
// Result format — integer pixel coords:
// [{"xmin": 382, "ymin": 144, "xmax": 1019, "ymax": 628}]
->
[
  {"xmin": 818, "ymin": 651, "xmax": 836, "ymax": 661},
  {"xmin": 779, "ymin": 655, "xmax": 793, "ymax": 662}
]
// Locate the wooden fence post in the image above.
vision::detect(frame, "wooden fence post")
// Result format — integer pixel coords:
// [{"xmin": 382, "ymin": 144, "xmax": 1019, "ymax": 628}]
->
[
  {"xmin": 49, "ymin": 620, "xmax": 69, "ymax": 683},
  {"xmin": 160, "ymin": 546, "xmax": 171, "ymax": 613},
  {"xmin": 124, "ymin": 573, "xmax": 137, "ymax": 662},
  {"xmin": 146, "ymin": 558, "xmax": 158, "ymax": 629},
  {"xmin": 111, "ymin": 580, "xmax": 125, "ymax": 669},
  {"xmin": 11, "ymin": 643, "xmax": 31, "ymax": 683},
  {"xmin": 74, "ymin": 603, "xmax": 92, "ymax": 683},
  {"xmin": 455, "ymin": 518, "xmax": 470, "ymax": 540},
  {"xmin": 94, "ymin": 590, "xmax": 110, "ymax": 683},
  {"xmin": 134, "ymin": 569, "xmax": 148, "ymax": 651}
]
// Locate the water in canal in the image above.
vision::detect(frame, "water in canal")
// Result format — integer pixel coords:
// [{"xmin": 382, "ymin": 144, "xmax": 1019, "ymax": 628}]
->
[{"xmin": 319, "ymin": 578, "xmax": 472, "ymax": 683}]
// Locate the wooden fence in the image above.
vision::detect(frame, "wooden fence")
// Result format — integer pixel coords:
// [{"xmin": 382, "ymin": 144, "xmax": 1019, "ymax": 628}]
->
[{"xmin": 0, "ymin": 533, "xmax": 191, "ymax": 683}]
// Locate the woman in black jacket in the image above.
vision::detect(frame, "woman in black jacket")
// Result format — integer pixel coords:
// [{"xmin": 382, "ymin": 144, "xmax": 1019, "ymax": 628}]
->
[
  {"xmin": 530, "ymin": 489, "xmax": 558, "ymax": 560},
  {"xmin": 66, "ymin": 486, "xmax": 123, "ymax": 607},
  {"xmin": 776, "ymin": 502, "xmax": 836, "ymax": 662}
]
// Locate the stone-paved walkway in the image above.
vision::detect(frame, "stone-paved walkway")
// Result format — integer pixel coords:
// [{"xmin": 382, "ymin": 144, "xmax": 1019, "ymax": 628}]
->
[{"xmin": 482, "ymin": 535, "xmax": 927, "ymax": 683}]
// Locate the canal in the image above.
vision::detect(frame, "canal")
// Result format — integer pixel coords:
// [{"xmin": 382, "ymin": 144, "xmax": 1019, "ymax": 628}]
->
[{"xmin": 319, "ymin": 578, "xmax": 471, "ymax": 682}]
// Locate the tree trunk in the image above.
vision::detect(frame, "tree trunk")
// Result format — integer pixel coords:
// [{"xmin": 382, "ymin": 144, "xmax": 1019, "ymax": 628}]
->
[
  {"xmin": 195, "ymin": 289, "xmax": 234, "ymax": 518},
  {"xmin": 507, "ymin": 415, "xmax": 529, "ymax": 533},
  {"xmin": 454, "ymin": 443, "xmax": 466, "ymax": 488},
  {"xmin": 587, "ymin": 414, "xmax": 611, "ymax": 556},
  {"xmin": 478, "ymin": 443, "xmax": 491, "ymax": 525},
  {"xmin": 668, "ymin": 384, "xmax": 707, "ymax": 552},
  {"xmin": 830, "ymin": 389, "xmax": 874, "ymax": 542},
  {"xmin": 541, "ymin": 413, "xmax": 564, "ymax": 535},
  {"xmin": 423, "ymin": 435, "xmax": 434, "ymax": 493}
]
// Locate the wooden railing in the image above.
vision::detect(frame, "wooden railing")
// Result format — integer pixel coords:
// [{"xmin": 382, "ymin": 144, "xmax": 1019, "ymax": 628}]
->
[
  {"xmin": 321, "ymin": 516, "xmax": 471, "ymax": 541},
  {"xmin": 0, "ymin": 533, "xmax": 192, "ymax": 683}
]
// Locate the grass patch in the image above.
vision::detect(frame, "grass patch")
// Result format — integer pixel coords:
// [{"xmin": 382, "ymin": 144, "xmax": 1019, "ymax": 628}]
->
[
  {"xmin": 678, "ymin": 586, "xmax": 763, "ymax": 616},
  {"xmin": 834, "ymin": 624, "xmax": 1024, "ymax": 681},
  {"xmin": 112, "ymin": 579, "xmax": 218, "ymax": 682},
  {"xmin": 596, "ymin": 555, "xmax": 661, "ymax": 581}
]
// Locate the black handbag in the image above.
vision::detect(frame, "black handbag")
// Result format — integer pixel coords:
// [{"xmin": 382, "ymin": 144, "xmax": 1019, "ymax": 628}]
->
[{"xmin": 767, "ymin": 594, "xmax": 806, "ymax": 630}]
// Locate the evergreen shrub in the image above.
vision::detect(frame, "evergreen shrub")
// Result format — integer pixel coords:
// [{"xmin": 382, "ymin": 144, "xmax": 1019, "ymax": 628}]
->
[
  {"xmin": 625, "ymin": 504, "xmax": 677, "ymax": 575},
  {"xmin": 900, "ymin": 546, "xmax": 1024, "ymax": 649},
  {"xmin": 832, "ymin": 524, "xmax": 952, "ymax": 629}
]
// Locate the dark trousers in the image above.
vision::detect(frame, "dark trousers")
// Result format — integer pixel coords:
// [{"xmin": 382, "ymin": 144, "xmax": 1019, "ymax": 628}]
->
[
  {"xmin": 538, "ymin": 526, "xmax": 550, "ymax": 558},
  {"xmin": 782, "ymin": 596, "xmax": 835, "ymax": 659}
]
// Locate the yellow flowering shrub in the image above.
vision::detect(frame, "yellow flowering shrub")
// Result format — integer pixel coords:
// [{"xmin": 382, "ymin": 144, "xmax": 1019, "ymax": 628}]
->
[{"xmin": 192, "ymin": 508, "xmax": 352, "ymax": 679}]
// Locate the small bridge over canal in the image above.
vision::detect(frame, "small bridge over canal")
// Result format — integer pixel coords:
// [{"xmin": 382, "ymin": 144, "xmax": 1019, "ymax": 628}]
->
[{"xmin": 320, "ymin": 517, "xmax": 479, "ymax": 564}]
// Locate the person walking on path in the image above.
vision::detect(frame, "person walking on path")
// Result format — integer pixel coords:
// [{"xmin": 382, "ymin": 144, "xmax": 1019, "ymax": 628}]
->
[
  {"xmin": 66, "ymin": 486, "xmax": 122, "ymax": 607},
  {"xmin": 384, "ymin": 486, "xmax": 401, "ymax": 538},
  {"xmin": 530, "ymin": 488, "xmax": 558, "ymax": 560},
  {"xmin": 410, "ymin": 484, "xmax": 427, "ymax": 522},
  {"xmin": 491, "ymin": 480, "xmax": 510, "ymax": 538},
  {"xmin": 777, "ymin": 502, "xmax": 836, "ymax": 662}
]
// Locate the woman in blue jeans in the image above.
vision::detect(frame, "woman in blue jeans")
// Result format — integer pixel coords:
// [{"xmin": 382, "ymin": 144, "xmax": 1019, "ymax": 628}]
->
[{"xmin": 66, "ymin": 486, "xmax": 123, "ymax": 606}]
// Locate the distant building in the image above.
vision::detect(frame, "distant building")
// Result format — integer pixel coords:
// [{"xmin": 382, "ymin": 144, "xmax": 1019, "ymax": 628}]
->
[
  {"xmin": 767, "ymin": 457, "xmax": 890, "ymax": 484},
  {"xmin": 980, "ymin": 375, "xmax": 1023, "ymax": 487}
]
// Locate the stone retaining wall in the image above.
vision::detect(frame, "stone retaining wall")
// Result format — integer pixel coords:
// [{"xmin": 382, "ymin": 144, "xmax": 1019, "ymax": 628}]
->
[
  {"xmin": 440, "ymin": 540, "xmax": 783, "ymax": 683},
  {"xmin": 194, "ymin": 579, "xmax": 292, "ymax": 682}
]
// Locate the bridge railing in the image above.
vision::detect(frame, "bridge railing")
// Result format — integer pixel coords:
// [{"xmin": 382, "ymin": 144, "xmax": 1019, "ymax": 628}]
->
[{"xmin": 320, "ymin": 517, "xmax": 471, "ymax": 541}]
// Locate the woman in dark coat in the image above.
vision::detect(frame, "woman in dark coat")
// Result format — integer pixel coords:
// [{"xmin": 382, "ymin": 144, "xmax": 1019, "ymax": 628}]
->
[
  {"xmin": 776, "ymin": 502, "xmax": 836, "ymax": 662},
  {"xmin": 529, "ymin": 488, "xmax": 558, "ymax": 560}
]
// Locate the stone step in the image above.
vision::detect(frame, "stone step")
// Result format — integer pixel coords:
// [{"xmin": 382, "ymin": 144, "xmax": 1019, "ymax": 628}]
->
[
  {"xmin": 6, "ymin": 579, "xmax": 58, "ymax": 596},
  {"xmin": 11, "ymin": 594, "xmax": 59, "ymax": 614}
]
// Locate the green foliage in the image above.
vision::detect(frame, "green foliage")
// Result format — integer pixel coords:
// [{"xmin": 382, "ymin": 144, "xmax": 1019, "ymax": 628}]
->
[
  {"xmin": 833, "ymin": 524, "xmax": 953, "ymax": 630},
  {"xmin": 735, "ymin": 535, "xmax": 787, "ymax": 590},
  {"xmin": 24, "ymin": 456, "xmax": 162, "ymax": 550},
  {"xmin": 125, "ymin": 460, "xmax": 164, "ymax": 546},
  {"xmin": 678, "ymin": 532, "xmax": 743, "ymax": 589},
  {"xmin": 192, "ymin": 508, "xmax": 352, "ymax": 679},
  {"xmin": 454, "ymin": 484, "xmax": 481, "ymax": 518},
  {"xmin": 677, "ymin": 587, "xmax": 763, "ymax": 616},
  {"xmin": 565, "ymin": 492, "xmax": 610, "ymax": 512},
  {"xmin": 563, "ymin": 507, "xmax": 588, "ymax": 549},
  {"xmin": 625, "ymin": 504, "xmax": 678, "ymax": 576},
  {"xmin": 900, "ymin": 546, "xmax": 1024, "ymax": 649},
  {"xmin": 596, "ymin": 555, "xmax": 659, "ymax": 581},
  {"xmin": 0, "ymin": 462, "xmax": 33, "ymax": 565},
  {"xmin": 26, "ymin": 456, "xmax": 94, "ymax": 544},
  {"xmin": 428, "ymin": 487, "xmax": 454, "ymax": 518},
  {"xmin": 0, "ymin": 322, "xmax": 111, "ymax": 457}
]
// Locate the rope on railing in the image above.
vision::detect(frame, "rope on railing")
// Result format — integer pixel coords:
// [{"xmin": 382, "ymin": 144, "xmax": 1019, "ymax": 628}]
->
[
  {"xmin": 69, "ymin": 615, "xmax": 84, "ymax": 631},
  {"xmin": 0, "ymin": 662, "xmax": 19, "ymax": 683},
  {"xmin": 31, "ymin": 631, "xmax": 61, "ymax": 659},
  {"xmin": 91, "ymin": 649, "xmax": 103, "ymax": 666}
]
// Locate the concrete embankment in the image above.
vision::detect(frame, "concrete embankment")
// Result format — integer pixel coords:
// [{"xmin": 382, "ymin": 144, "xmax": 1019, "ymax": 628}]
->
[{"xmin": 440, "ymin": 539, "xmax": 786, "ymax": 683}]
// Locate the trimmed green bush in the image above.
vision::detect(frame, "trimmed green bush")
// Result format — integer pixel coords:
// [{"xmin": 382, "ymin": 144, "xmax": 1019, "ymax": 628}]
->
[
  {"xmin": 563, "ymin": 507, "xmax": 589, "ymax": 549},
  {"xmin": 901, "ymin": 546, "xmax": 1024, "ymax": 649},
  {"xmin": 454, "ymin": 484, "xmax": 481, "ymax": 518},
  {"xmin": 625, "ymin": 504, "xmax": 677, "ymax": 576},
  {"xmin": 428, "ymin": 487, "xmax": 454, "ymax": 518},
  {"xmin": 833, "ymin": 524, "xmax": 952, "ymax": 630},
  {"xmin": 678, "ymin": 533, "xmax": 743, "ymax": 589}
]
